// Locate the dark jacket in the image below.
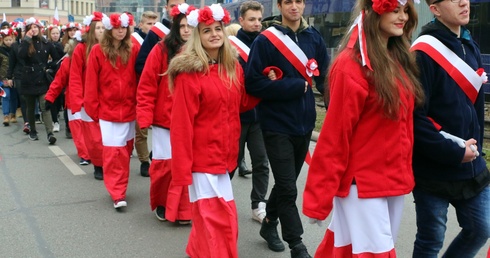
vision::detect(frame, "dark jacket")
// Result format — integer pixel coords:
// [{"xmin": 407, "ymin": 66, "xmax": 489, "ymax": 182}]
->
[
  {"xmin": 135, "ymin": 18, "xmax": 171, "ymax": 75},
  {"xmin": 245, "ymin": 16, "xmax": 329, "ymax": 136},
  {"xmin": 18, "ymin": 35, "xmax": 61, "ymax": 95},
  {"xmin": 0, "ymin": 45, "xmax": 9, "ymax": 80},
  {"xmin": 413, "ymin": 19, "xmax": 488, "ymax": 185},
  {"xmin": 6, "ymin": 42, "xmax": 24, "ymax": 80},
  {"xmin": 236, "ymin": 28, "xmax": 260, "ymax": 124}
]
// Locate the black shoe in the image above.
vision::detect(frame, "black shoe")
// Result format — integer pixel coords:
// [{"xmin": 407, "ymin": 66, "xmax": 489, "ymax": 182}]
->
[
  {"xmin": 29, "ymin": 131, "xmax": 39, "ymax": 141},
  {"xmin": 239, "ymin": 169, "xmax": 252, "ymax": 177},
  {"xmin": 79, "ymin": 158, "xmax": 91, "ymax": 166},
  {"xmin": 290, "ymin": 243, "xmax": 312, "ymax": 258},
  {"xmin": 94, "ymin": 166, "xmax": 103, "ymax": 180},
  {"xmin": 140, "ymin": 161, "xmax": 150, "ymax": 177},
  {"xmin": 47, "ymin": 133, "xmax": 57, "ymax": 145},
  {"xmin": 155, "ymin": 206, "xmax": 166, "ymax": 221},
  {"xmin": 260, "ymin": 219, "xmax": 285, "ymax": 252},
  {"xmin": 65, "ymin": 130, "xmax": 72, "ymax": 139}
]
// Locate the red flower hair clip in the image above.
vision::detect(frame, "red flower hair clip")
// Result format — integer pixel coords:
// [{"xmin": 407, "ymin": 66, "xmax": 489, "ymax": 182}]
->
[
  {"xmin": 197, "ymin": 4, "xmax": 231, "ymax": 26},
  {"xmin": 102, "ymin": 13, "xmax": 133, "ymax": 30},
  {"xmin": 170, "ymin": 3, "xmax": 197, "ymax": 17},
  {"xmin": 372, "ymin": 0, "xmax": 398, "ymax": 15}
]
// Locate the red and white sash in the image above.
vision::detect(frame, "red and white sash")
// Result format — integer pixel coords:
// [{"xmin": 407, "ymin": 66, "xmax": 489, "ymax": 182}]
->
[
  {"xmin": 150, "ymin": 22, "xmax": 170, "ymax": 39},
  {"xmin": 131, "ymin": 32, "xmax": 144, "ymax": 47},
  {"xmin": 262, "ymin": 27, "xmax": 315, "ymax": 85},
  {"xmin": 411, "ymin": 35, "xmax": 484, "ymax": 103},
  {"xmin": 228, "ymin": 36, "xmax": 249, "ymax": 63}
]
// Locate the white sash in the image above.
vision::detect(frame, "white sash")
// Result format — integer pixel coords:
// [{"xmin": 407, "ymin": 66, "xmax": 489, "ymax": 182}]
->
[
  {"xmin": 228, "ymin": 36, "xmax": 250, "ymax": 62},
  {"xmin": 411, "ymin": 35, "xmax": 483, "ymax": 103}
]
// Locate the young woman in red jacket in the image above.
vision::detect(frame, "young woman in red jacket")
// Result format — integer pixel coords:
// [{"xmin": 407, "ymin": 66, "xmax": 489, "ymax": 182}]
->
[
  {"xmin": 69, "ymin": 12, "xmax": 105, "ymax": 179},
  {"xmin": 84, "ymin": 13, "xmax": 139, "ymax": 210},
  {"xmin": 167, "ymin": 4, "xmax": 258, "ymax": 257},
  {"xmin": 137, "ymin": 4, "xmax": 194, "ymax": 223},
  {"xmin": 303, "ymin": 0, "xmax": 424, "ymax": 257},
  {"xmin": 45, "ymin": 37, "xmax": 91, "ymax": 165}
]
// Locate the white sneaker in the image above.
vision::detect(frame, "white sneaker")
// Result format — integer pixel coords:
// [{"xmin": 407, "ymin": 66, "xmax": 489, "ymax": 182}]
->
[
  {"xmin": 53, "ymin": 122, "xmax": 60, "ymax": 132},
  {"xmin": 252, "ymin": 202, "xmax": 267, "ymax": 223},
  {"xmin": 114, "ymin": 199, "xmax": 127, "ymax": 209}
]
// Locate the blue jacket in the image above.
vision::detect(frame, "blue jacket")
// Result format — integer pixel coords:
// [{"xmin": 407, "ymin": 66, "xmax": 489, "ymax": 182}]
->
[
  {"xmin": 245, "ymin": 16, "xmax": 329, "ymax": 136},
  {"xmin": 135, "ymin": 18, "xmax": 171, "ymax": 75},
  {"xmin": 236, "ymin": 28, "xmax": 260, "ymax": 124},
  {"xmin": 413, "ymin": 19, "xmax": 487, "ymax": 181}
]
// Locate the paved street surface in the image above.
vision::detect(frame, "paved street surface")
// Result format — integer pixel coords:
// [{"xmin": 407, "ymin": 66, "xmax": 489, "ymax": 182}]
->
[{"xmin": 0, "ymin": 117, "xmax": 489, "ymax": 258}]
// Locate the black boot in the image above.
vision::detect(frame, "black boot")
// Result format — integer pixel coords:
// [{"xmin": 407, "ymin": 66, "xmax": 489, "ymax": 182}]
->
[
  {"xmin": 94, "ymin": 166, "xmax": 103, "ymax": 180},
  {"xmin": 140, "ymin": 161, "xmax": 150, "ymax": 177},
  {"xmin": 290, "ymin": 243, "xmax": 312, "ymax": 258},
  {"xmin": 260, "ymin": 218, "xmax": 285, "ymax": 252}
]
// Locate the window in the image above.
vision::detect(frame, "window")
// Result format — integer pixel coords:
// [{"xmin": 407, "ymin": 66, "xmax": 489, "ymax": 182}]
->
[{"xmin": 11, "ymin": 0, "xmax": 20, "ymax": 7}]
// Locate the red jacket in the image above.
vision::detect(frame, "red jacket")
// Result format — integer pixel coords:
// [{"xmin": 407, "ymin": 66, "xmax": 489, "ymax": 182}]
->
[
  {"xmin": 84, "ymin": 44, "xmax": 139, "ymax": 122},
  {"xmin": 69, "ymin": 43, "xmax": 87, "ymax": 114},
  {"xmin": 169, "ymin": 56, "xmax": 258, "ymax": 186},
  {"xmin": 303, "ymin": 49, "xmax": 416, "ymax": 221},
  {"xmin": 45, "ymin": 57, "xmax": 71, "ymax": 108},
  {"xmin": 137, "ymin": 42, "xmax": 172, "ymax": 129}
]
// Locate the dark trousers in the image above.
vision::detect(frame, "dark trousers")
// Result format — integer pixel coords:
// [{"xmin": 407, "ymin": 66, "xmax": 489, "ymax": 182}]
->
[
  {"xmin": 237, "ymin": 121, "xmax": 269, "ymax": 209},
  {"xmin": 263, "ymin": 131, "xmax": 311, "ymax": 248},
  {"xmin": 25, "ymin": 94, "xmax": 53, "ymax": 134},
  {"xmin": 50, "ymin": 93, "xmax": 63, "ymax": 123},
  {"xmin": 14, "ymin": 79, "xmax": 27, "ymax": 123}
]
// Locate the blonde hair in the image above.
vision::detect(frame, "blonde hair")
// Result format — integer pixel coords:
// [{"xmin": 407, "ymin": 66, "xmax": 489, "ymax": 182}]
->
[
  {"xmin": 140, "ymin": 11, "xmax": 158, "ymax": 23},
  {"xmin": 100, "ymin": 28, "xmax": 132, "ymax": 67},
  {"xmin": 168, "ymin": 21, "xmax": 239, "ymax": 91},
  {"xmin": 225, "ymin": 23, "xmax": 241, "ymax": 36}
]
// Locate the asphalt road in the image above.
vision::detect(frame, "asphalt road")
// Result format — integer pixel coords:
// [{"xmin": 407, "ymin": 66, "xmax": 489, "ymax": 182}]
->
[{"xmin": 0, "ymin": 116, "xmax": 488, "ymax": 258}]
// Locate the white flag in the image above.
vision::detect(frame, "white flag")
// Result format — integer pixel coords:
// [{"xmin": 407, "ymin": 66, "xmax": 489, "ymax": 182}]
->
[{"xmin": 53, "ymin": 7, "xmax": 59, "ymax": 25}]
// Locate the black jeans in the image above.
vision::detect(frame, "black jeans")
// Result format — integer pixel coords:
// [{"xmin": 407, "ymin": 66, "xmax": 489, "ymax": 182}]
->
[
  {"xmin": 263, "ymin": 131, "xmax": 311, "ymax": 248},
  {"xmin": 237, "ymin": 121, "xmax": 269, "ymax": 209}
]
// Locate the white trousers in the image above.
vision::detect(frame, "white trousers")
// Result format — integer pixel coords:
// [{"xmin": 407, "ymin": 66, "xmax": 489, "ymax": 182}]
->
[
  {"xmin": 152, "ymin": 126, "xmax": 171, "ymax": 159},
  {"xmin": 328, "ymin": 185, "xmax": 404, "ymax": 254},
  {"xmin": 99, "ymin": 119, "xmax": 135, "ymax": 147}
]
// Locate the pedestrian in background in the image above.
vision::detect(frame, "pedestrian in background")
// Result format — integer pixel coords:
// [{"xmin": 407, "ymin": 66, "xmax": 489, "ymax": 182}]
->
[
  {"xmin": 137, "ymin": 3, "xmax": 194, "ymax": 223},
  {"xmin": 228, "ymin": 0, "xmax": 270, "ymax": 224},
  {"xmin": 18, "ymin": 17, "xmax": 61, "ymax": 144},
  {"xmin": 69, "ymin": 12, "xmax": 105, "ymax": 177}
]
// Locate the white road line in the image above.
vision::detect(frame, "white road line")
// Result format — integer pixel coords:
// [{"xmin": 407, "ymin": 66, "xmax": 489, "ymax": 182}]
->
[{"xmin": 48, "ymin": 146, "xmax": 86, "ymax": 176}]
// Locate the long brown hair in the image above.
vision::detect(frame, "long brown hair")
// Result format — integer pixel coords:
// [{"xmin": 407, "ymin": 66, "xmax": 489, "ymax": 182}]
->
[
  {"xmin": 99, "ymin": 28, "xmax": 132, "ymax": 67},
  {"xmin": 61, "ymin": 28, "xmax": 76, "ymax": 47},
  {"xmin": 82, "ymin": 21, "xmax": 102, "ymax": 62},
  {"xmin": 332, "ymin": 0, "xmax": 424, "ymax": 118}
]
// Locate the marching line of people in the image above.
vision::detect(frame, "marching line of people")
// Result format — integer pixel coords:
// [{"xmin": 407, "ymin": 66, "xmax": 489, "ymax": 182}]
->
[{"xmin": 0, "ymin": 0, "xmax": 489, "ymax": 257}]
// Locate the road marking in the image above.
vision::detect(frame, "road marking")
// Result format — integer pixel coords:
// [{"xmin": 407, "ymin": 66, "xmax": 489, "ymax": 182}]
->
[{"xmin": 48, "ymin": 146, "xmax": 86, "ymax": 175}]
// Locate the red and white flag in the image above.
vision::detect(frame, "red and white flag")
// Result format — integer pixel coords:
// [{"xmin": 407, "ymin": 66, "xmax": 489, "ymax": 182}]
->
[
  {"xmin": 53, "ymin": 7, "xmax": 59, "ymax": 25},
  {"xmin": 2, "ymin": 13, "xmax": 6, "ymax": 22}
]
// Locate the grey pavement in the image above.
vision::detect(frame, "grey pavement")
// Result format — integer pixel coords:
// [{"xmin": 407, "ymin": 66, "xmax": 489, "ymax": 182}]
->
[{"xmin": 0, "ymin": 117, "xmax": 488, "ymax": 258}]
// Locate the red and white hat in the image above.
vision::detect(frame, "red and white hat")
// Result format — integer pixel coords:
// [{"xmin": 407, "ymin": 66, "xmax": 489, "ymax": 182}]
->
[
  {"xmin": 0, "ymin": 28, "xmax": 17, "ymax": 37},
  {"xmin": 187, "ymin": 4, "xmax": 231, "ymax": 28},
  {"xmin": 64, "ymin": 22, "xmax": 81, "ymax": 31},
  {"xmin": 25, "ymin": 17, "xmax": 44, "ymax": 28}
]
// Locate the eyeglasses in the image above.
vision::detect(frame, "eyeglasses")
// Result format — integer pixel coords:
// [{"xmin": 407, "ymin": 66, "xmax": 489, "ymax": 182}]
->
[{"xmin": 431, "ymin": 0, "xmax": 469, "ymax": 4}]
